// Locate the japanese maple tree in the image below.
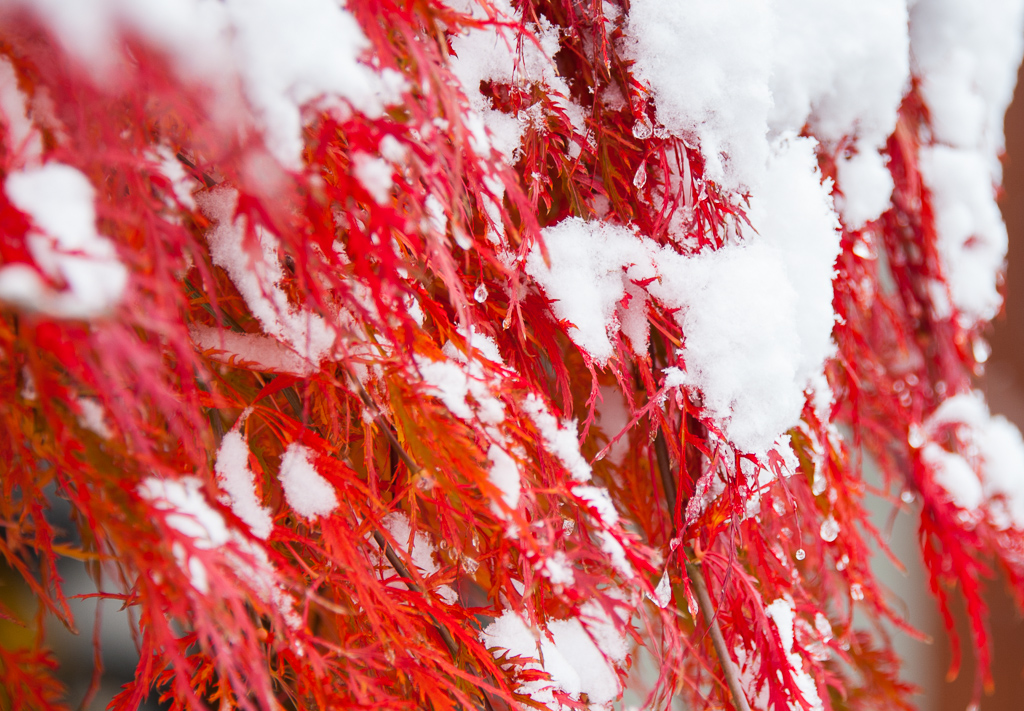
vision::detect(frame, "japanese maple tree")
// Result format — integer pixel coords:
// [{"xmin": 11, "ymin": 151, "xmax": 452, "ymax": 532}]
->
[{"xmin": 1, "ymin": 1, "xmax": 1023, "ymax": 711}]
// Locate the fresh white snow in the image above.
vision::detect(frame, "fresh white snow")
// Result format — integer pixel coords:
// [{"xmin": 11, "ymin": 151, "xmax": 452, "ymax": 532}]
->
[
  {"xmin": 278, "ymin": 442, "xmax": 339, "ymax": 520},
  {"xmin": 0, "ymin": 163, "xmax": 127, "ymax": 318}
]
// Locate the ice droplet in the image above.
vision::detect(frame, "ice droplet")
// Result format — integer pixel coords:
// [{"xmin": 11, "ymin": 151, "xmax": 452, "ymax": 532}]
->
[
  {"xmin": 795, "ymin": 548, "xmax": 806, "ymax": 561},
  {"xmin": 836, "ymin": 554, "xmax": 849, "ymax": 571},
  {"xmin": 907, "ymin": 424, "xmax": 925, "ymax": 449},
  {"xmin": 772, "ymin": 498, "xmax": 786, "ymax": 515},
  {"xmin": 652, "ymin": 570, "xmax": 672, "ymax": 608},
  {"xmin": 633, "ymin": 161, "xmax": 648, "ymax": 190},
  {"xmin": 812, "ymin": 470, "xmax": 827, "ymax": 496},
  {"xmin": 850, "ymin": 583, "xmax": 864, "ymax": 601},
  {"xmin": 632, "ymin": 116, "xmax": 653, "ymax": 140},
  {"xmin": 473, "ymin": 283, "xmax": 488, "ymax": 303},
  {"xmin": 686, "ymin": 587, "xmax": 699, "ymax": 617},
  {"xmin": 900, "ymin": 489, "xmax": 916, "ymax": 504},
  {"xmin": 562, "ymin": 517, "xmax": 576, "ymax": 535},
  {"xmin": 972, "ymin": 337, "xmax": 991, "ymax": 364},
  {"xmin": 820, "ymin": 516, "xmax": 840, "ymax": 542}
]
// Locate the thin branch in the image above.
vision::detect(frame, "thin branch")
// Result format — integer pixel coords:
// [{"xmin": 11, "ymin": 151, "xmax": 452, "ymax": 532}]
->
[{"xmin": 684, "ymin": 561, "xmax": 751, "ymax": 711}]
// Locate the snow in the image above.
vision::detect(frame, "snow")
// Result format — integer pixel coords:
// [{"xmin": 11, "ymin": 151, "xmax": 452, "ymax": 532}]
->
[
  {"xmin": 137, "ymin": 476, "xmax": 230, "ymax": 593},
  {"xmin": 923, "ymin": 391, "xmax": 1024, "ymax": 528},
  {"xmin": 921, "ymin": 442, "xmax": 984, "ymax": 510},
  {"xmin": 415, "ymin": 348, "xmax": 506, "ymax": 426},
  {"xmin": 380, "ymin": 512, "xmax": 458, "ymax": 605},
  {"xmin": 624, "ymin": 0, "xmax": 773, "ymax": 192},
  {"xmin": 215, "ymin": 430, "xmax": 274, "ymax": 539},
  {"xmin": 197, "ymin": 188, "xmax": 336, "ymax": 368},
  {"xmin": 480, "ymin": 602, "xmax": 627, "ymax": 709},
  {"xmin": 764, "ymin": 597, "xmax": 824, "ymax": 711},
  {"xmin": 910, "ymin": 0, "xmax": 1024, "ymax": 158},
  {"xmin": 138, "ymin": 475, "xmax": 300, "ymax": 626},
  {"xmin": 522, "ymin": 394, "xmax": 592, "ymax": 482},
  {"xmin": 76, "ymin": 397, "xmax": 112, "ymax": 439},
  {"xmin": 445, "ymin": 0, "xmax": 583, "ymax": 164},
  {"xmin": 624, "ymin": 0, "xmax": 907, "ymax": 206},
  {"xmin": 525, "ymin": 219, "xmax": 654, "ymax": 364},
  {"xmin": 0, "ymin": 57, "xmax": 42, "ymax": 166},
  {"xmin": 835, "ymin": 148, "xmax": 895, "ymax": 230},
  {"xmin": 530, "ymin": 139, "xmax": 839, "ymax": 454},
  {"xmin": 0, "ymin": 163, "xmax": 127, "ymax": 319},
  {"xmin": 918, "ymin": 146, "xmax": 1008, "ymax": 324},
  {"xmin": 155, "ymin": 148, "xmax": 197, "ymax": 210},
  {"xmin": 278, "ymin": 443, "xmax": 338, "ymax": 520},
  {"xmin": 909, "ymin": 0, "xmax": 1024, "ymax": 324},
  {"xmin": 571, "ymin": 486, "xmax": 619, "ymax": 526},
  {"xmin": 487, "ymin": 444, "xmax": 521, "ymax": 510},
  {"xmin": 191, "ymin": 326, "xmax": 321, "ymax": 376},
  {"xmin": 542, "ymin": 551, "xmax": 575, "ymax": 586},
  {"xmin": 19, "ymin": 0, "xmax": 400, "ymax": 170},
  {"xmin": 352, "ymin": 152, "xmax": 394, "ymax": 204}
]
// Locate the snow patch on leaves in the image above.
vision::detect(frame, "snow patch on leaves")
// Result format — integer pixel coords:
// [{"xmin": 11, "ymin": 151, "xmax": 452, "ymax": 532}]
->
[
  {"xmin": 922, "ymin": 391, "xmax": 1024, "ymax": 530},
  {"xmin": 529, "ymin": 136, "xmax": 839, "ymax": 454},
  {"xmin": 379, "ymin": 512, "xmax": 457, "ymax": 605},
  {"xmin": 215, "ymin": 430, "xmax": 273, "ymax": 539},
  {"xmin": 0, "ymin": 163, "xmax": 127, "ymax": 318},
  {"xmin": 278, "ymin": 443, "xmax": 338, "ymax": 521},
  {"xmin": 19, "ymin": 0, "xmax": 401, "ymax": 169},
  {"xmin": 197, "ymin": 188, "xmax": 336, "ymax": 369},
  {"xmin": 479, "ymin": 602, "xmax": 628, "ymax": 710}
]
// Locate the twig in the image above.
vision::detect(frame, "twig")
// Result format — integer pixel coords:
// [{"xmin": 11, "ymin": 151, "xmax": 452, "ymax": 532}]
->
[{"xmin": 684, "ymin": 560, "xmax": 751, "ymax": 711}]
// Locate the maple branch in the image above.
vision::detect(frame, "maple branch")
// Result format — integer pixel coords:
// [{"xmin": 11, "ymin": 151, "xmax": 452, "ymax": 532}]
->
[
  {"xmin": 685, "ymin": 560, "xmax": 751, "ymax": 711},
  {"xmin": 650, "ymin": 390, "xmax": 748, "ymax": 711}
]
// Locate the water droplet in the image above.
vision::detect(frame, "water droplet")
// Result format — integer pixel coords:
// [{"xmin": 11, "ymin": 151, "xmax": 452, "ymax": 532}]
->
[
  {"xmin": 850, "ymin": 583, "xmax": 864, "ymax": 601},
  {"xmin": 836, "ymin": 554, "xmax": 849, "ymax": 571},
  {"xmin": 852, "ymin": 239, "xmax": 874, "ymax": 259},
  {"xmin": 900, "ymin": 489, "xmax": 916, "ymax": 504},
  {"xmin": 686, "ymin": 588, "xmax": 699, "ymax": 617},
  {"xmin": 972, "ymin": 337, "xmax": 991, "ymax": 364},
  {"xmin": 795, "ymin": 548, "xmax": 806, "ymax": 561},
  {"xmin": 633, "ymin": 161, "xmax": 648, "ymax": 190},
  {"xmin": 839, "ymin": 639, "xmax": 851, "ymax": 651},
  {"xmin": 907, "ymin": 425, "xmax": 925, "ymax": 449},
  {"xmin": 906, "ymin": 373, "xmax": 919, "ymax": 386},
  {"xmin": 812, "ymin": 470, "xmax": 827, "ymax": 496},
  {"xmin": 632, "ymin": 116, "xmax": 653, "ymax": 140},
  {"xmin": 473, "ymin": 283, "xmax": 488, "ymax": 303},
  {"xmin": 820, "ymin": 516, "xmax": 840, "ymax": 542}
]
